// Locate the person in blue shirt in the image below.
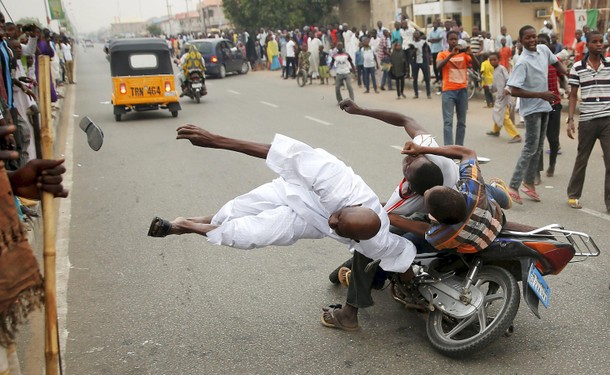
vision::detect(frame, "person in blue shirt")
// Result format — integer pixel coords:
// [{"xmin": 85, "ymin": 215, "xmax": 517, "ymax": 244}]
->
[
  {"xmin": 428, "ymin": 19, "xmax": 445, "ymax": 84},
  {"xmin": 391, "ymin": 21, "xmax": 402, "ymax": 46}
]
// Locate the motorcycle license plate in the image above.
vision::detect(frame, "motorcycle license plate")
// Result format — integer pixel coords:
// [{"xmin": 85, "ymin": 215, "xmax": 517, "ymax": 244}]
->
[
  {"xmin": 527, "ymin": 263, "xmax": 550, "ymax": 308},
  {"xmin": 192, "ymin": 83, "xmax": 203, "ymax": 88}
]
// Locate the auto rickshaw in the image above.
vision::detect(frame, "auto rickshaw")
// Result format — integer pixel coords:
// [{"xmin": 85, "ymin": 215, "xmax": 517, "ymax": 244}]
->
[{"xmin": 109, "ymin": 38, "xmax": 181, "ymax": 121}]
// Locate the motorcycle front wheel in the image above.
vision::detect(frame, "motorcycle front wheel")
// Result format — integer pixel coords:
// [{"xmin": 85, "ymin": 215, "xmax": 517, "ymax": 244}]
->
[
  {"xmin": 195, "ymin": 90, "xmax": 201, "ymax": 103},
  {"xmin": 426, "ymin": 265, "xmax": 520, "ymax": 357}
]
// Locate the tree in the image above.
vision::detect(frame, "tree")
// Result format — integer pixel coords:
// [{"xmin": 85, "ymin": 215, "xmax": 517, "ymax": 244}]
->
[
  {"xmin": 16, "ymin": 17, "xmax": 43, "ymax": 27},
  {"xmin": 223, "ymin": 0, "xmax": 338, "ymax": 31},
  {"xmin": 147, "ymin": 24, "xmax": 163, "ymax": 36}
]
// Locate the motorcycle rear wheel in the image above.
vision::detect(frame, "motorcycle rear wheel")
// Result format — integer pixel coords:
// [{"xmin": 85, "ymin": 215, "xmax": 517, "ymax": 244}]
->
[
  {"xmin": 426, "ymin": 265, "xmax": 520, "ymax": 357},
  {"xmin": 195, "ymin": 91, "xmax": 201, "ymax": 104}
]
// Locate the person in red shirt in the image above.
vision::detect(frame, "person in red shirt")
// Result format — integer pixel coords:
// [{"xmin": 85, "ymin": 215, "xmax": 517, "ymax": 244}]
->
[
  {"xmin": 498, "ymin": 37, "xmax": 512, "ymax": 70},
  {"xmin": 573, "ymin": 29, "xmax": 586, "ymax": 62}
]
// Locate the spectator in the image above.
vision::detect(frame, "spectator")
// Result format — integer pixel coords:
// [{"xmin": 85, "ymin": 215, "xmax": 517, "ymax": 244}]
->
[
  {"xmin": 409, "ymin": 31, "xmax": 431, "ymax": 99},
  {"xmin": 428, "ymin": 19, "xmax": 445, "ymax": 85},
  {"xmin": 485, "ymin": 52, "xmax": 521, "ymax": 143},
  {"xmin": 495, "ymin": 26, "xmax": 513, "ymax": 50},
  {"xmin": 436, "ymin": 31, "xmax": 479, "ymax": 145}
]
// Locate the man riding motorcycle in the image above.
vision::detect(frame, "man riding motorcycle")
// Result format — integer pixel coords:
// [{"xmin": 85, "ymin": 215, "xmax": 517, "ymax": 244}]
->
[{"xmin": 177, "ymin": 45, "xmax": 206, "ymax": 97}]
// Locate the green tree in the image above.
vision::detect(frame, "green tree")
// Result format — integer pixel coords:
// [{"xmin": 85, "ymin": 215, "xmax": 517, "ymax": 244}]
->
[
  {"xmin": 223, "ymin": 0, "xmax": 338, "ymax": 31},
  {"xmin": 147, "ymin": 24, "xmax": 164, "ymax": 36}
]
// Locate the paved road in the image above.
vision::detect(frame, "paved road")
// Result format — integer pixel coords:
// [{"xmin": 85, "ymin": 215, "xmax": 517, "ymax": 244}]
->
[{"xmin": 59, "ymin": 47, "xmax": 610, "ymax": 374}]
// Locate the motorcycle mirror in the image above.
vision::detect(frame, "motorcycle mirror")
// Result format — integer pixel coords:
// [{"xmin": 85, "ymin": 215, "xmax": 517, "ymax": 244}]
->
[
  {"xmin": 79, "ymin": 116, "xmax": 104, "ymax": 151},
  {"xmin": 477, "ymin": 156, "xmax": 491, "ymax": 164}
]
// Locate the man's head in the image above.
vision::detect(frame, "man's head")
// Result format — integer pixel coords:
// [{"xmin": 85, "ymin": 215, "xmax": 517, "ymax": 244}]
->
[
  {"xmin": 519, "ymin": 25, "xmax": 537, "ymax": 52},
  {"xmin": 8, "ymin": 39, "xmax": 21, "ymax": 58},
  {"xmin": 586, "ymin": 30, "xmax": 604, "ymax": 56},
  {"xmin": 446, "ymin": 31, "xmax": 459, "ymax": 49},
  {"xmin": 472, "ymin": 25, "xmax": 480, "ymax": 37},
  {"xmin": 575, "ymin": 29, "xmax": 583, "ymax": 40},
  {"xmin": 433, "ymin": 19, "xmax": 440, "ymax": 29},
  {"xmin": 501, "ymin": 26, "xmax": 507, "ymax": 35},
  {"xmin": 328, "ymin": 206, "xmax": 381, "ymax": 241},
  {"xmin": 537, "ymin": 33, "xmax": 550, "ymax": 48},
  {"xmin": 394, "ymin": 21, "xmax": 400, "ymax": 30},
  {"xmin": 402, "ymin": 155, "xmax": 443, "ymax": 196},
  {"xmin": 413, "ymin": 31, "xmax": 421, "ymax": 41},
  {"xmin": 424, "ymin": 186, "xmax": 467, "ymax": 225},
  {"xmin": 488, "ymin": 52, "xmax": 499, "ymax": 68},
  {"xmin": 377, "ymin": 20, "xmax": 383, "ymax": 29}
]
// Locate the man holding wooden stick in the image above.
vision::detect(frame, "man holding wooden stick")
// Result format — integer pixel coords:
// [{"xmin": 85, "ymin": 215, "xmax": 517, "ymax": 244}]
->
[{"xmin": 0, "ymin": 124, "xmax": 68, "ymax": 374}]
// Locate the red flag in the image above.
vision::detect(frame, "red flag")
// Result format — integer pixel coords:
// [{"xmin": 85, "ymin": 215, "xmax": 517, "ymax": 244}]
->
[{"xmin": 563, "ymin": 9, "xmax": 576, "ymax": 48}]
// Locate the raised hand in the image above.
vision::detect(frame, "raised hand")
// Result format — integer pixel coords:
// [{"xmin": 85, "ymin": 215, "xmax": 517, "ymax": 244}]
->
[
  {"xmin": 401, "ymin": 141, "xmax": 422, "ymax": 156},
  {"xmin": 176, "ymin": 124, "xmax": 219, "ymax": 148},
  {"xmin": 339, "ymin": 99, "xmax": 362, "ymax": 115}
]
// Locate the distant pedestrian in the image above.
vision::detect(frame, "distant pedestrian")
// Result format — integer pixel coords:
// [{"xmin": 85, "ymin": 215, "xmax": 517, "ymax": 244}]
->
[
  {"xmin": 485, "ymin": 52, "xmax": 521, "ymax": 143},
  {"xmin": 409, "ymin": 31, "xmax": 431, "ymax": 99},
  {"xmin": 436, "ymin": 31, "xmax": 479, "ymax": 145},
  {"xmin": 330, "ymin": 43, "xmax": 355, "ymax": 104},
  {"xmin": 389, "ymin": 42, "xmax": 407, "ymax": 99},
  {"xmin": 361, "ymin": 38, "xmax": 379, "ymax": 93}
]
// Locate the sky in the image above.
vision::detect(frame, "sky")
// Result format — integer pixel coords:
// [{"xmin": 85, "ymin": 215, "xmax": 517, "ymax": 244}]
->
[{"xmin": 3, "ymin": 0, "xmax": 196, "ymax": 34}]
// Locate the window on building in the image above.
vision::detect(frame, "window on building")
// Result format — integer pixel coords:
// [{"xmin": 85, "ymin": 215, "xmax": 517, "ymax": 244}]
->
[{"xmin": 518, "ymin": 0, "xmax": 553, "ymax": 3}]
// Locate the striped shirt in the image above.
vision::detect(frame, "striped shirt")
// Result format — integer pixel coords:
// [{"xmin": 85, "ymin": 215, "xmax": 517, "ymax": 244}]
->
[
  {"xmin": 569, "ymin": 55, "xmax": 610, "ymax": 122},
  {"xmin": 426, "ymin": 159, "xmax": 504, "ymax": 254}
]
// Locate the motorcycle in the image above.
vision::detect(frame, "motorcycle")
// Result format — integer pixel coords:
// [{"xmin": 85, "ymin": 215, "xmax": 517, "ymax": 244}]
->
[
  {"xmin": 329, "ymin": 223, "xmax": 599, "ymax": 357},
  {"xmin": 185, "ymin": 69, "xmax": 207, "ymax": 103}
]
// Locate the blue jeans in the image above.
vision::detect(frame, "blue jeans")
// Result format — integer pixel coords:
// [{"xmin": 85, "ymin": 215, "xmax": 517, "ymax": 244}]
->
[
  {"xmin": 363, "ymin": 67, "xmax": 377, "ymax": 91},
  {"xmin": 509, "ymin": 112, "xmax": 548, "ymax": 190},
  {"xmin": 441, "ymin": 88, "xmax": 468, "ymax": 145},
  {"xmin": 381, "ymin": 70, "xmax": 393, "ymax": 90}
]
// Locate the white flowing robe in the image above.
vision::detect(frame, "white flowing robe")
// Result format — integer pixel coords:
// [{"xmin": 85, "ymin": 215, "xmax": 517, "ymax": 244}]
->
[
  {"xmin": 308, "ymin": 37, "xmax": 322, "ymax": 78},
  {"xmin": 207, "ymin": 134, "xmax": 416, "ymax": 273}
]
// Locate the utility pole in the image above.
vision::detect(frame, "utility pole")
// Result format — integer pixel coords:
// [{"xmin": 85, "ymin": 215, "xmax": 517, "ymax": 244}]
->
[{"xmin": 166, "ymin": 0, "xmax": 173, "ymax": 35}]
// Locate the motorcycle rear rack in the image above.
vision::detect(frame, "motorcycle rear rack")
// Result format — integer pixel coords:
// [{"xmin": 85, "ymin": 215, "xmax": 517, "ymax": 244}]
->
[{"xmin": 505, "ymin": 224, "xmax": 600, "ymax": 261}]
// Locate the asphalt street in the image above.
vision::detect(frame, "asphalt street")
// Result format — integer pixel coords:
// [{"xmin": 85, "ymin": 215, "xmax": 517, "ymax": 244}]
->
[{"xmin": 54, "ymin": 46, "xmax": 610, "ymax": 374}]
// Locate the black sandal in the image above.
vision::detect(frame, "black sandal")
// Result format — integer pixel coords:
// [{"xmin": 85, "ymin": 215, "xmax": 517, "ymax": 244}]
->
[{"xmin": 147, "ymin": 216, "xmax": 172, "ymax": 237}]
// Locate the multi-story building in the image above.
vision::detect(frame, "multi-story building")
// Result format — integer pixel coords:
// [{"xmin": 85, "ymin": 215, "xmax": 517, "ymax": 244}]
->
[{"xmin": 197, "ymin": 0, "xmax": 232, "ymax": 33}]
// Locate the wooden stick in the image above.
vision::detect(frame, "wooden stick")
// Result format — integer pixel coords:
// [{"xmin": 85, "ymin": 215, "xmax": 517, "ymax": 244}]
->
[{"xmin": 38, "ymin": 55, "xmax": 59, "ymax": 375}]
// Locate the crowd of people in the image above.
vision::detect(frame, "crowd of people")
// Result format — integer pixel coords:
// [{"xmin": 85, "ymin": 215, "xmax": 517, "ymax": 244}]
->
[
  {"xmin": 211, "ymin": 17, "xmax": 608, "ymax": 213},
  {"xmin": 0, "ymin": 11, "xmax": 73, "ymax": 373}
]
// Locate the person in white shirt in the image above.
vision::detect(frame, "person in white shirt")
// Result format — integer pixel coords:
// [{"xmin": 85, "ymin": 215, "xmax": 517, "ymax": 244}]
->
[
  {"xmin": 59, "ymin": 37, "xmax": 74, "ymax": 84},
  {"xmin": 495, "ymin": 26, "xmax": 513, "ymax": 50},
  {"xmin": 330, "ymin": 43, "xmax": 356, "ymax": 103},
  {"xmin": 284, "ymin": 35, "xmax": 297, "ymax": 78},
  {"xmin": 147, "ymin": 125, "xmax": 417, "ymax": 331}
]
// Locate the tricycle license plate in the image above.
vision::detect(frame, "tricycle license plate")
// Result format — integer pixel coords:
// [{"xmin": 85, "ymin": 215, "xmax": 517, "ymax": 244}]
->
[
  {"xmin": 130, "ymin": 86, "xmax": 162, "ymax": 97},
  {"xmin": 527, "ymin": 263, "xmax": 550, "ymax": 308}
]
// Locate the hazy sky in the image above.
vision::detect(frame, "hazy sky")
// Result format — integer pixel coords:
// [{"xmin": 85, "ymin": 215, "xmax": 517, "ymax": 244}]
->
[{"xmin": 3, "ymin": 0, "xmax": 196, "ymax": 34}]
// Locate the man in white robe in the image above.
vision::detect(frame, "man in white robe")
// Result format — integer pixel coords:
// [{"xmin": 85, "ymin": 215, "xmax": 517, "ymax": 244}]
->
[
  {"xmin": 148, "ymin": 125, "xmax": 416, "ymax": 277},
  {"xmin": 308, "ymin": 33, "xmax": 322, "ymax": 79}
]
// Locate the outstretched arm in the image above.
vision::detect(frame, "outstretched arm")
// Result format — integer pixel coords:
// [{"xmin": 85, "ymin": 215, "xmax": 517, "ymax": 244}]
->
[
  {"xmin": 402, "ymin": 141, "xmax": 476, "ymax": 162},
  {"xmin": 176, "ymin": 125, "xmax": 270, "ymax": 159},
  {"xmin": 339, "ymin": 99, "xmax": 427, "ymax": 138}
]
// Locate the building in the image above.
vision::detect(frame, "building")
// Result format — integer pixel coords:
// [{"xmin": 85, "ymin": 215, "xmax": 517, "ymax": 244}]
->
[
  {"xmin": 197, "ymin": 0, "xmax": 232, "ymax": 33},
  {"xmin": 175, "ymin": 11, "xmax": 203, "ymax": 34},
  {"xmin": 110, "ymin": 19, "xmax": 147, "ymax": 38}
]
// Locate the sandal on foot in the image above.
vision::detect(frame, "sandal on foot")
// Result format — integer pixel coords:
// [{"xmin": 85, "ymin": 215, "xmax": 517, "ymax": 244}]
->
[
  {"xmin": 508, "ymin": 189, "xmax": 523, "ymax": 205},
  {"xmin": 520, "ymin": 186, "xmax": 541, "ymax": 202},
  {"xmin": 148, "ymin": 216, "xmax": 172, "ymax": 237},
  {"xmin": 338, "ymin": 267, "xmax": 351, "ymax": 287},
  {"xmin": 320, "ymin": 304, "xmax": 360, "ymax": 332},
  {"xmin": 568, "ymin": 198, "xmax": 582, "ymax": 209}
]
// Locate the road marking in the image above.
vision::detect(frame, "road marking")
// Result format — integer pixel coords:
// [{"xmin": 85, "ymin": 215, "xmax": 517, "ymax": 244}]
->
[
  {"xmin": 227, "ymin": 89, "xmax": 241, "ymax": 95},
  {"xmin": 580, "ymin": 207, "xmax": 610, "ymax": 221},
  {"xmin": 260, "ymin": 101, "xmax": 278, "ymax": 108},
  {"xmin": 304, "ymin": 115, "xmax": 332, "ymax": 126},
  {"xmin": 391, "ymin": 145, "xmax": 403, "ymax": 151}
]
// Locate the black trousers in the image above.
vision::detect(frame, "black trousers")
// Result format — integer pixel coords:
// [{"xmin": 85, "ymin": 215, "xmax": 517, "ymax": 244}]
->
[
  {"xmin": 285, "ymin": 57, "xmax": 297, "ymax": 78},
  {"xmin": 539, "ymin": 103, "xmax": 562, "ymax": 171}
]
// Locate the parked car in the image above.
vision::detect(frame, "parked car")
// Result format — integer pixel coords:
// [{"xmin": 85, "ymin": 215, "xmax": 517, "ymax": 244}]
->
[
  {"xmin": 187, "ymin": 38, "xmax": 249, "ymax": 78},
  {"xmin": 84, "ymin": 39, "xmax": 94, "ymax": 48}
]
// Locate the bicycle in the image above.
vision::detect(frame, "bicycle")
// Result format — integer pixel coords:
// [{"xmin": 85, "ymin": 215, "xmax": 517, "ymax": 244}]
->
[
  {"xmin": 467, "ymin": 68, "xmax": 483, "ymax": 100},
  {"xmin": 296, "ymin": 68, "xmax": 312, "ymax": 87}
]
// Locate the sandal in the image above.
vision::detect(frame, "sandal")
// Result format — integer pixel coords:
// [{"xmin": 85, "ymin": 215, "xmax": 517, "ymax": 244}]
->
[
  {"xmin": 508, "ymin": 188, "xmax": 523, "ymax": 205},
  {"xmin": 338, "ymin": 267, "xmax": 351, "ymax": 287},
  {"xmin": 568, "ymin": 198, "xmax": 582, "ymax": 209},
  {"xmin": 520, "ymin": 185, "xmax": 541, "ymax": 202},
  {"xmin": 320, "ymin": 304, "xmax": 360, "ymax": 332},
  {"xmin": 147, "ymin": 216, "xmax": 172, "ymax": 237}
]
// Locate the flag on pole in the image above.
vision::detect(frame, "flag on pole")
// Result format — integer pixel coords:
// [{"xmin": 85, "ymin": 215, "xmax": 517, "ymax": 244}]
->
[
  {"xmin": 48, "ymin": 0, "xmax": 65, "ymax": 20},
  {"xmin": 550, "ymin": 0, "xmax": 563, "ymax": 31},
  {"xmin": 563, "ymin": 9, "xmax": 599, "ymax": 48}
]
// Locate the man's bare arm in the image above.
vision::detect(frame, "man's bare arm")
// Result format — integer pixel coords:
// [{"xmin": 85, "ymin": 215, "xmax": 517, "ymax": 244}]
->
[
  {"xmin": 339, "ymin": 99, "xmax": 427, "ymax": 138},
  {"xmin": 176, "ymin": 125, "xmax": 270, "ymax": 159},
  {"xmin": 403, "ymin": 142, "xmax": 476, "ymax": 161},
  {"xmin": 388, "ymin": 214, "xmax": 430, "ymax": 237}
]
